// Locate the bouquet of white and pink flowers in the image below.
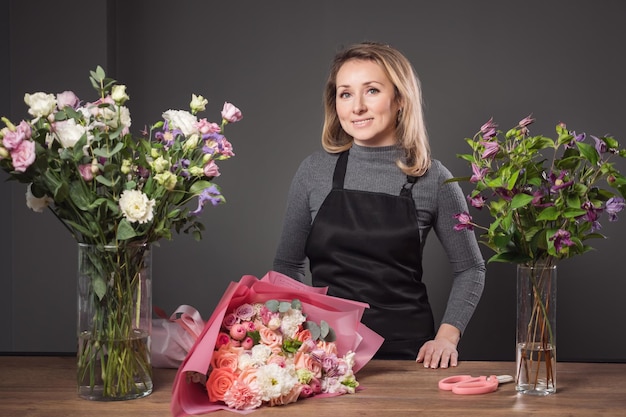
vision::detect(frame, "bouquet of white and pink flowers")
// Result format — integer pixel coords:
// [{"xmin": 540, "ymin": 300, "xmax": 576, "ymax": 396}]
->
[
  {"xmin": 0, "ymin": 66, "xmax": 243, "ymax": 400},
  {"xmin": 171, "ymin": 271, "xmax": 383, "ymax": 415}
]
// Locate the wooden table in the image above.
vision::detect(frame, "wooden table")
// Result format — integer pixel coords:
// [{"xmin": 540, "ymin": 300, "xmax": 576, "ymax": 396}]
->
[{"xmin": 1, "ymin": 356, "xmax": 625, "ymax": 416}]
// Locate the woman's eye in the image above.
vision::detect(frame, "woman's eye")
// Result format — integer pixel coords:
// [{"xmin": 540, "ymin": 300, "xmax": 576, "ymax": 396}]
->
[
  {"xmin": 338, "ymin": 91, "xmax": 351, "ymax": 99},
  {"xmin": 367, "ymin": 88, "xmax": 379, "ymax": 95}
]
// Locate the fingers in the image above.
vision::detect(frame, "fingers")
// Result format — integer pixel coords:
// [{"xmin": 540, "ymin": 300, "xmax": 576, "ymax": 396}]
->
[{"xmin": 415, "ymin": 340, "xmax": 459, "ymax": 369}]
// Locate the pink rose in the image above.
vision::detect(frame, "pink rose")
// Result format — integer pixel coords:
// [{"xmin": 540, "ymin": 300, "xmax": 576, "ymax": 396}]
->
[
  {"xmin": 241, "ymin": 336, "xmax": 255, "ymax": 350},
  {"xmin": 211, "ymin": 346, "xmax": 241, "ymax": 372},
  {"xmin": 216, "ymin": 332, "xmax": 232, "ymax": 349},
  {"xmin": 206, "ymin": 367, "xmax": 236, "ymax": 402},
  {"xmin": 221, "ymin": 102, "xmax": 243, "ymax": 123},
  {"xmin": 294, "ymin": 352, "xmax": 322, "ymax": 378},
  {"xmin": 2, "ymin": 121, "xmax": 31, "ymax": 150},
  {"xmin": 299, "ymin": 384, "xmax": 314, "ymax": 398},
  {"xmin": 229, "ymin": 323, "xmax": 247, "ymax": 341},
  {"xmin": 259, "ymin": 326, "xmax": 282, "ymax": 351},
  {"xmin": 268, "ymin": 385, "xmax": 302, "ymax": 407},
  {"xmin": 309, "ymin": 377, "xmax": 322, "ymax": 394},
  {"xmin": 10, "ymin": 139, "xmax": 36, "ymax": 172},
  {"xmin": 222, "ymin": 313, "xmax": 237, "ymax": 330}
]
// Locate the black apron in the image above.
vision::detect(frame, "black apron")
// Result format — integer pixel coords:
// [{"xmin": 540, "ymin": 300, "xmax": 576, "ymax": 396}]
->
[{"xmin": 305, "ymin": 150, "xmax": 435, "ymax": 359}]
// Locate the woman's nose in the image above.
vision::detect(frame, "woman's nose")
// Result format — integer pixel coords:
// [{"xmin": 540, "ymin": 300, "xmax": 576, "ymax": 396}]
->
[{"xmin": 353, "ymin": 97, "xmax": 366, "ymax": 114}]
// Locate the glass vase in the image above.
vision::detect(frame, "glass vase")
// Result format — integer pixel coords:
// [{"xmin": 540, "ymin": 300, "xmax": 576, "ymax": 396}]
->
[
  {"xmin": 77, "ymin": 242, "xmax": 153, "ymax": 401},
  {"xmin": 516, "ymin": 261, "xmax": 557, "ymax": 395}
]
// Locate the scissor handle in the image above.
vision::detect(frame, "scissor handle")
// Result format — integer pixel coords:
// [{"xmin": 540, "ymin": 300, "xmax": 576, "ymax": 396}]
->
[
  {"xmin": 438, "ymin": 375, "xmax": 472, "ymax": 391},
  {"xmin": 452, "ymin": 375, "xmax": 499, "ymax": 395}
]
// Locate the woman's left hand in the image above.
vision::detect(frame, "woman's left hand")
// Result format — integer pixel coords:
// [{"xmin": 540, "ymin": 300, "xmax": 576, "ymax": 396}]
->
[{"xmin": 415, "ymin": 323, "xmax": 461, "ymax": 369}]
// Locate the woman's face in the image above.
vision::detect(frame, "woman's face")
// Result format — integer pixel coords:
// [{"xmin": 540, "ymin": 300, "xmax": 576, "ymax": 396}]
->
[{"xmin": 335, "ymin": 59, "xmax": 400, "ymax": 147}]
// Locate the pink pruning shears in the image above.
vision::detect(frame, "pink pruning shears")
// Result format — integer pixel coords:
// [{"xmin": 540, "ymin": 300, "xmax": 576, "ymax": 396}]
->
[{"xmin": 438, "ymin": 374, "xmax": 514, "ymax": 395}]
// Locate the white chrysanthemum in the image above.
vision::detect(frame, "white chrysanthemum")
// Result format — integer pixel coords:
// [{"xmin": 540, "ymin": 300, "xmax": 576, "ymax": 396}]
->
[
  {"xmin": 250, "ymin": 344, "xmax": 272, "ymax": 366},
  {"xmin": 255, "ymin": 363, "xmax": 298, "ymax": 401},
  {"xmin": 119, "ymin": 189, "xmax": 155, "ymax": 224},
  {"xmin": 280, "ymin": 308, "xmax": 306, "ymax": 339}
]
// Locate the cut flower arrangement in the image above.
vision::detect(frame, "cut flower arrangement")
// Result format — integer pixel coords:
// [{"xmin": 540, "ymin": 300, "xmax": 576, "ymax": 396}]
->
[
  {"xmin": 171, "ymin": 272, "xmax": 384, "ymax": 416},
  {"xmin": 450, "ymin": 115, "xmax": 626, "ymax": 393},
  {"xmin": 195, "ymin": 298, "xmax": 358, "ymax": 410},
  {"xmin": 0, "ymin": 66, "xmax": 242, "ymax": 399}
]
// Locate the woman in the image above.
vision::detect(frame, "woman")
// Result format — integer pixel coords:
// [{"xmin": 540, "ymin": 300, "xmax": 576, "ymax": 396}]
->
[{"xmin": 273, "ymin": 42, "xmax": 485, "ymax": 368}]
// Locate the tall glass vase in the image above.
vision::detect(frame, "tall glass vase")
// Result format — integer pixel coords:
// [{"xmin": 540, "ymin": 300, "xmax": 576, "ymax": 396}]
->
[
  {"xmin": 77, "ymin": 242, "xmax": 153, "ymax": 401},
  {"xmin": 516, "ymin": 261, "xmax": 557, "ymax": 395}
]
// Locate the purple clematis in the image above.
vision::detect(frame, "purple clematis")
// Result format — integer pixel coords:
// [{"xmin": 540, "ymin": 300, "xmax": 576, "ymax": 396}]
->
[
  {"xmin": 549, "ymin": 229, "xmax": 575, "ymax": 253},
  {"xmin": 605, "ymin": 197, "xmax": 625, "ymax": 222},
  {"xmin": 453, "ymin": 212, "xmax": 474, "ymax": 231},
  {"xmin": 470, "ymin": 163, "xmax": 488, "ymax": 183}
]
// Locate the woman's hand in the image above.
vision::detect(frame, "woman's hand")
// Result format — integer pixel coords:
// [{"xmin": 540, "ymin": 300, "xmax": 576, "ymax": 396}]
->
[{"xmin": 415, "ymin": 323, "xmax": 461, "ymax": 369}]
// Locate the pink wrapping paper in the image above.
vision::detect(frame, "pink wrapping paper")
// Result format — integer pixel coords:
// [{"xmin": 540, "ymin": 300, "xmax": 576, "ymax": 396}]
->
[
  {"xmin": 170, "ymin": 271, "xmax": 384, "ymax": 416},
  {"xmin": 152, "ymin": 305, "xmax": 205, "ymax": 368}
]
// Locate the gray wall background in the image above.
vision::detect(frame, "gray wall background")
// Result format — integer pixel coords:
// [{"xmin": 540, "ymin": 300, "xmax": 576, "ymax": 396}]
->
[{"xmin": 2, "ymin": 0, "xmax": 625, "ymax": 362}]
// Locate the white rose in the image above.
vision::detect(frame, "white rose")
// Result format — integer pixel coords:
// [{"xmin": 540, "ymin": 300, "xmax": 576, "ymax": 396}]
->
[
  {"xmin": 111, "ymin": 85, "xmax": 129, "ymax": 104},
  {"xmin": 54, "ymin": 119, "xmax": 87, "ymax": 148},
  {"xmin": 24, "ymin": 92, "xmax": 57, "ymax": 118},
  {"xmin": 25, "ymin": 184, "xmax": 53, "ymax": 213},
  {"xmin": 162, "ymin": 109, "xmax": 198, "ymax": 136},
  {"xmin": 118, "ymin": 189, "xmax": 155, "ymax": 224}
]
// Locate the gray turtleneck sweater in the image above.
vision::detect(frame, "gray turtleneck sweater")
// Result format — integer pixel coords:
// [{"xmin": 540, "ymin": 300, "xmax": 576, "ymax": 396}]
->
[{"xmin": 273, "ymin": 143, "xmax": 485, "ymax": 334}]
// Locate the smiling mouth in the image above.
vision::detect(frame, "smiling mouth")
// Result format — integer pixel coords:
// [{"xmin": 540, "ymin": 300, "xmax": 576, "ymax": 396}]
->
[{"xmin": 352, "ymin": 118, "xmax": 373, "ymax": 126}]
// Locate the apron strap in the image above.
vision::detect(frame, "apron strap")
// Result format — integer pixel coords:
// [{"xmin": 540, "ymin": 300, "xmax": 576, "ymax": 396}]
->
[
  {"xmin": 400, "ymin": 175, "xmax": 418, "ymax": 198},
  {"xmin": 332, "ymin": 151, "xmax": 349, "ymax": 189}
]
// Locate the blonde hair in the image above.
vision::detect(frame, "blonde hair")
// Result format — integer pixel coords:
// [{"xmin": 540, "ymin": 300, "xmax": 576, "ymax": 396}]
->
[{"xmin": 322, "ymin": 42, "xmax": 431, "ymax": 176}]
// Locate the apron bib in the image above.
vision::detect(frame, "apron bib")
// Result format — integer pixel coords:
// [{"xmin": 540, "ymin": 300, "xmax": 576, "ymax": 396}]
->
[{"xmin": 305, "ymin": 150, "xmax": 435, "ymax": 359}]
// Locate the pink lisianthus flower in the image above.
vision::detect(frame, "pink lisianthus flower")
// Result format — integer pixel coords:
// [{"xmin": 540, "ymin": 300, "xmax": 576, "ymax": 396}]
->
[
  {"xmin": 221, "ymin": 102, "xmax": 243, "ymax": 123},
  {"xmin": 78, "ymin": 163, "xmax": 94, "ymax": 181},
  {"xmin": 10, "ymin": 139, "xmax": 36, "ymax": 172},
  {"xmin": 195, "ymin": 118, "xmax": 221, "ymax": 135},
  {"xmin": 241, "ymin": 336, "xmax": 255, "ymax": 350},
  {"xmin": 204, "ymin": 160, "xmax": 220, "ymax": 178},
  {"xmin": 56, "ymin": 91, "xmax": 79, "ymax": 110},
  {"xmin": 2, "ymin": 120, "xmax": 31, "ymax": 150}
]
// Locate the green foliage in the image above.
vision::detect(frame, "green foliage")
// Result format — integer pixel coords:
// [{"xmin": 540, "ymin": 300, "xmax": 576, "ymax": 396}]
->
[
  {"xmin": 0, "ymin": 66, "xmax": 241, "ymax": 250},
  {"xmin": 449, "ymin": 117, "xmax": 626, "ymax": 265}
]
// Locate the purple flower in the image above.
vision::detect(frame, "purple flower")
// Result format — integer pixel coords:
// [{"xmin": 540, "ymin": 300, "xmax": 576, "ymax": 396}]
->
[
  {"xmin": 190, "ymin": 185, "xmax": 223, "ymax": 215},
  {"xmin": 592, "ymin": 135, "xmax": 607, "ymax": 154},
  {"xmin": 579, "ymin": 200, "xmax": 602, "ymax": 232},
  {"xmin": 549, "ymin": 171, "xmax": 573, "ymax": 193},
  {"xmin": 480, "ymin": 140, "xmax": 499, "ymax": 159},
  {"xmin": 480, "ymin": 118, "xmax": 498, "ymax": 140},
  {"xmin": 453, "ymin": 212, "xmax": 474, "ymax": 231},
  {"xmin": 605, "ymin": 197, "xmax": 625, "ymax": 222},
  {"xmin": 467, "ymin": 194, "xmax": 486, "ymax": 209},
  {"xmin": 518, "ymin": 115, "xmax": 535, "ymax": 128},
  {"xmin": 549, "ymin": 229, "xmax": 575, "ymax": 253},
  {"xmin": 470, "ymin": 163, "xmax": 488, "ymax": 183},
  {"xmin": 565, "ymin": 131, "xmax": 585, "ymax": 149}
]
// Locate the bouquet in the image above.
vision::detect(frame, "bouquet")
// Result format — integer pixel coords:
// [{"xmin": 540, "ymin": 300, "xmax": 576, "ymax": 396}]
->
[
  {"xmin": 171, "ymin": 271, "xmax": 384, "ymax": 415},
  {"xmin": 0, "ymin": 66, "xmax": 242, "ymax": 399},
  {"xmin": 451, "ymin": 115, "xmax": 626, "ymax": 265},
  {"xmin": 450, "ymin": 116, "xmax": 626, "ymax": 392}
]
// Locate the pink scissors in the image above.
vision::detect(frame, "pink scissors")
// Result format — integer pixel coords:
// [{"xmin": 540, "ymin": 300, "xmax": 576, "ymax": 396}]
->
[{"xmin": 438, "ymin": 374, "xmax": 514, "ymax": 395}]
